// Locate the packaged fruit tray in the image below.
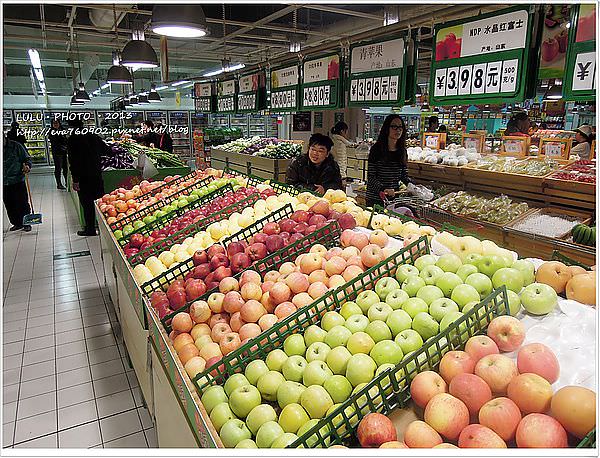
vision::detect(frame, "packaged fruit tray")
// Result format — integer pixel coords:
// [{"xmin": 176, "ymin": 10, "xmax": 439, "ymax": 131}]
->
[
  {"xmin": 133, "ymin": 170, "xmax": 201, "ymax": 202},
  {"xmin": 117, "ymin": 183, "xmax": 235, "ymax": 246},
  {"xmin": 128, "ymin": 192, "xmax": 262, "ymax": 267},
  {"xmin": 109, "ymin": 176, "xmax": 215, "ymax": 232},
  {"xmin": 506, "ymin": 207, "xmax": 592, "ymax": 240}
]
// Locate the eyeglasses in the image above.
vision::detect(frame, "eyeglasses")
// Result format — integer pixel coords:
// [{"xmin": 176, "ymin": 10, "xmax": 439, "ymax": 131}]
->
[{"xmin": 390, "ymin": 124, "xmax": 403, "ymax": 130}]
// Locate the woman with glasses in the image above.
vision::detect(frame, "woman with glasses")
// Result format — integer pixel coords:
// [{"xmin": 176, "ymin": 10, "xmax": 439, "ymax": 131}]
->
[
  {"xmin": 286, "ymin": 133, "xmax": 343, "ymax": 195},
  {"xmin": 366, "ymin": 114, "xmax": 410, "ymax": 207}
]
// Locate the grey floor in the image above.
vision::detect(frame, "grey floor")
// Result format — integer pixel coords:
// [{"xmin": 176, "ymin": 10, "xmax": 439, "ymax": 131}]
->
[{"xmin": 2, "ymin": 172, "xmax": 158, "ymax": 448}]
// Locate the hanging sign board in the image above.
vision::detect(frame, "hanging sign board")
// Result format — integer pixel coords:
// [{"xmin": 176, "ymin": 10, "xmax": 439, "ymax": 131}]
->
[
  {"xmin": 300, "ymin": 52, "xmax": 342, "ymax": 110},
  {"xmin": 237, "ymin": 71, "xmax": 266, "ymax": 113},
  {"xmin": 348, "ymin": 36, "xmax": 406, "ymax": 107},
  {"xmin": 217, "ymin": 79, "xmax": 236, "ymax": 113},
  {"xmin": 563, "ymin": 4, "xmax": 596, "ymax": 101},
  {"xmin": 270, "ymin": 63, "xmax": 299, "ymax": 112},
  {"xmin": 193, "ymin": 82, "xmax": 214, "ymax": 113},
  {"xmin": 430, "ymin": 6, "xmax": 535, "ymax": 106},
  {"xmin": 539, "ymin": 137, "xmax": 572, "ymax": 159},
  {"xmin": 500, "ymin": 135, "xmax": 530, "ymax": 157}
]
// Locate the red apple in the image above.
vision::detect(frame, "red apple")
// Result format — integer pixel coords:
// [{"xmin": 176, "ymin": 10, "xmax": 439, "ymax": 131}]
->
[
  {"xmin": 309, "ymin": 200, "xmax": 330, "ymax": 217},
  {"xmin": 449, "ymin": 373, "xmax": 493, "ymax": 417},
  {"xmin": 517, "ymin": 343, "xmax": 560, "ymax": 384},
  {"xmin": 209, "ymin": 253, "xmax": 230, "ymax": 270},
  {"xmin": 245, "ymin": 242, "xmax": 268, "ymax": 261},
  {"xmin": 403, "ymin": 420, "xmax": 443, "ymax": 448},
  {"xmin": 252, "ymin": 233, "xmax": 268, "ymax": 244},
  {"xmin": 410, "ymin": 371, "xmax": 448, "ymax": 409},
  {"xmin": 262, "ymin": 222, "xmax": 281, "ymax": 235},
  {"xmin": 478, "ymin": 397, "xmax": 521, "ymax": 442},
  {"xmin": 279, "ymin": 218, "xmax": 296, "ymax": 233},
  {"xmin": 424, "ymin": 393, "xmax": 469, "ymax": 441},
  {"xmin": 337, "ymin": 213, "xmax": 356, "ymax": 230},
  {"xmin": 474, "ymin": 354, "xmax": 518, "ymax": 395},
  {"xmin": 207, "ymin": 244, "xmax": 226, "ymax": 259},
  {"xmin": 231, "ymin": 252, "xmax": 252, "ymax": 274},
  {"xmin": 515, "ymin": 413, "xmax": 568, "ymax": 448},
  {"xmin": 486, "ymin": 315, "xmax": 525, "ymax": 352},
  {"xmin": 185, "ymin": 279, "xmax": 207, "ymax": 302},
  {"xmin": 226, "ymin": 241, "xmax": 246, "ymax": 258},
  {"xmin": 439, "ymin": 351, "xmax": 475, "ymax": 384},
  {"xmin": 357, "ymin": 413, "xmax": 397, "ymax": 448},
  {"xmin": 213, "ymin": 266, "xmax": 233, "ymax": 283},
  {"xmin": 458, "ymin": 424, "xmax": 507, "ymax": 448},
  {"xmin": 265, "ymin": 235, "xmax": 285, "ymax": 254},
  {"xmin": 291, "ymin": 210, "xmax": 310, "ymax": 224}
]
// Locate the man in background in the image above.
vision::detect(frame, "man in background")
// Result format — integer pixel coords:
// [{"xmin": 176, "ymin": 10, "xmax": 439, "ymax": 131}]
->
[{"xmin": 3, "ymin": 133, "xmax": 32, "ymax": 232}]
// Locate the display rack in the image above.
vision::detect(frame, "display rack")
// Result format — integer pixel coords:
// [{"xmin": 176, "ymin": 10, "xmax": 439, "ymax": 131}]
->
[
  {"xmin": 229, "ymin": 114, "xmax": 248, "ymax": 136},
  {"xmin": 168, "ymin": 111, "xmax": 192, "ymax": 164},
  {"xmin": 14, "ymin": 110, "xmax": 48, "ymax": 164},
  {"xmin": 145, "ymin": 110, "xmax": 168, "ymax": 126}
]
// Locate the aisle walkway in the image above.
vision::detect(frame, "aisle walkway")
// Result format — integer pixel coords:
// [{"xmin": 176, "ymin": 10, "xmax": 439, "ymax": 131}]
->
[{"xmin": 2, "ymin": 173, "xmax": 157, "ymax": 448}]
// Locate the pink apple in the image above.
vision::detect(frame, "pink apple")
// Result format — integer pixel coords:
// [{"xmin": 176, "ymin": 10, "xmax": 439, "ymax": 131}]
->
[
  {"xmin": 342, "ymin": 265, "xmax": 364, "ymax": 282},
  {"xmin": 274, "ymin": 302, "xmax": 296, "ymax": 320},
  {"xmin": 479, "ymin": 397, "xmax": 521, "ymax": 442},
  {"xmin": 299, "ymin": 253, "xmax": 323, "ymax": 274},
  {"xmin": 449, "ymin": 373, "xmax": 493, "ymax": 417},
  {"xmin": 229, "ymin": 312, "xmax": 246, "ymax": 333},
  {"xmin": 360, "ymin": 244, "xmax": 384, "ymax": 268},
  {"xmin": 369, "ymin": 229, "xmax": 389, "ymax": 248},
  {"xmin": 410, "ymin": 371, "xmax": 447, "ymax": 409},
  {"xmin": 507, "ymin": 373, "xmax": 553, "ymax": 414},
  {"xmin": 285, "ymin": 272, "xmax": 310, "ymax": 294},
  {"xmin": 308, "ymin": 282, "xmax": 329, "ymax": 300},
  {"xmin": 209, "ymin": 313, "xmax": 228, "ymax": 328},
  {"xmin": 269, "ymin": 282, "xmax": 292, "ymax": 305},
  {"xmin": 240, "ymin": 300, "xmax": 267, "ymax": 323},
  {"xmin": 291, "ymin": 292, "xmax": 313, "ymax": 308},
  {"xmin": 403, "ymin": 420, "xmax": 443, "ymax": 448},
  {"xmin": 486, "ymin": 315, "xmax": 526, "ymax": 352},
  {"xmin": 351, "ymin": 232, "xmax": 369, "ymax": 250},
  {"xmin": 515, "ymin": 414, "xmax": 568, "ymax": 448},
  {"xmin": 219, "ymin": 277, "xmax": 240, "ymax": 294},
  {"xmin": 239, "ymin": 270, "xmax": 261, "ymax": 287},
  {"xmin": 264, "ymin": 270, "xmax": 280, "ymax": 283},
  {"xmin": 517, "ymin": 343, "xmax": 560, "ymax": 384},
  {"xmin": 474, "ymin": 354, "xmax": 518, "ymax": 394},
  {"xmin": 424, "ymin": 393, "xmax": 470, "ymax": 441},
  {"xmin": 340, "ymin": 229, "xmax": 355, "ymax": 248},
  {"xmin": 220, "ymin": 332, "xmax": 241, "ymax": 355},
  {"xmin": 258, "ymin": 313, "xmax": 278, "ymax": 331},
  {"xmin": 345, "ymin": 255, "xmax": 365, "ymax": 269},
  {"xmin": 325, "ymin": 256, "xmax": 347, "ymax": 276},
  {"xmin": 439, "ymin": 351, "xmax": 475, "ymax": 384},
  {"xmin": 239, "ymin": 323, "xmax": 262, "ymax": 342},
  {"xmin": 458, "ymin": 424, "xmax": 507, "ymax": 448},
  {"xmin": 189, "ymin": 300, "xmax": 211, "ymax": 324},
  {"xmin": 341, "ymin": 246, "xmax": 360, "ymax": 260},
  {"xmin": 324, "ymin": 247, "xmax": 343, "ymax": 260},
  {"xmin": 464, "ymin": 335, "xmax": 499, "ymax": 363},
  {"xmin": 328, "ymin": 275, "xmax": 346, "ymax": 290},
  {"xmin": 308, "ymin": 269, "xmax": 329, "ymax": 285},
  {"xmin": 279, "ymin": 262, "xmax": 297, "ymax": 275},
  {"xmin": 223, "ymin": 291, "xmax": 244, "ymax": 314},
  {"xmin": 211, "ymin": 322, "xmax": 232, "ymax": 343},
  {"xmin": 240, "ymin": 282, "xmax": 263, "ymax": 302}
]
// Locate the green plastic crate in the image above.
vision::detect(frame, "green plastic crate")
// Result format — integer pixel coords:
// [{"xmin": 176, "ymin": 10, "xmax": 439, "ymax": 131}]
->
[
  {"xmin": 576, "ymin": 429, "xmax": 596, "ymax": 448},
  {"xmin": 132, "ymin": 170, "xmax": 200, "ymax": 202},
  {"xmin": 552, "ymin": 250, "xmax": 591, "ymax": 269}
]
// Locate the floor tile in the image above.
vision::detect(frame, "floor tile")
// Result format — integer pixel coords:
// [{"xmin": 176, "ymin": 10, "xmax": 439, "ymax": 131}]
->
[
  {"xmin": 3, "ymin": 383, "xmax": 19, "ymax": 405},
  {"xmin": 57, "ymin": 366, "xmax": 91, "ymax": 390},
  {"xmin": 3, "ymin": 421, "xmax": 15, "ymax": 447},
  {"xmin": 82, "ymin": 313, "xmax": 109, "ymax": 327},
  {"xmin": 56, "ymin": 352, "xmax": 89, "ymax": 374},
  {"xmin": 2, "ymin": 355, "xmax": 22, "ymax": 371},
  {"xmin": 88, "ymin": 345, "xmax": 120, "ymax": 365},
  {"xmin": 14, "ymin": 410, "xmax": 57, "ymax": 444},
  {"xmin": 84, "ymin": 323, "xmax": 114, "ymax": 339},
  {"xmin": 56, "ymin": 328, "xmax": 85, "ymax": 346},
  {"xmin": 27, "ymin": 306, "xmax": 55, "ymax": 318},
  {"xmin": 19, "ymin": 375, "xmax": 56, "ymax": 399},
  {"xmin": 57, "ymin": 382, "xmax": 95, "ymax": 409},
  {"xmin": 20, "ymin": 360, "xmax": 56, "ymax": 383},
  {"xmin": 17, "ymin": 392, "xmax": 56, "ymax": 420},
  {"xmin": 96, "ymin": 390, "xmax": 135, "ymax": 419},
  {"xmin": 99, "ymin": 410, "xmax": 143, "ymax": 443},
  {"xmin": 138, "ymin": 407, "xmax": 153, "ymax": 430},
  {"xmin": 104, "ymin": 431, "xmax": 147, "ymax": 448},
  {"xmin": 58, "ymin": 399, "xmax": 97, "ymax": 430},
  {"xmin": 55, "ymin": 318, "xmax": 84, "ymax": 334},
  {"xmin": 56, "ymin": 339, "xmax": 87, "ymax": 359},
  {"xmin": 14, "ymin": 433, "xmax": 58, "ymax": 448},
  {"xmin": 3, "ymin": 369, "xmax": 20, "ymax": 387},
  {"xmin": 54, "ymin": 300, "xmax": 80, "ymax": 313},
  {"xmin": 22, "ymin": 346, "xmax": 55, "ymax": 366},
  {"xmin": 25, "ymin": 323, "xmax": 55, "ymax": 339},
  {"xmin": 3, "ymin": 341, "xmax": 24, "ymax": 357},
  {"xmin": 90, "ymin": 359, "xmax": 125, "ymax": 380},
  {"xmin": 144, "ymin": 428, "xmax": 158, "ymax": 448},
  {"xmin": 26, "ymin": 314, "xmax": 54, "ymax": 329},
  {"xmin": 86, "ymin": 333, "xmax": 116, "ymax": 351},
  {"xmin": 58, "ymin": 421, "xmax": 101, "ymax": 448},
  {"xmin": 3, "ymin": 402, "xmax": 17, "ymax": 425},
  {"xmin": 93, "ymin": 373, "xmax": 130, "ymax": 398},
  {"xmin": 23, "ymin": 334, "xmax": 55, "ymax": 352},
  {"xmin": 3, "ymin": 329, "xmax": 25, "ymax": 344}
]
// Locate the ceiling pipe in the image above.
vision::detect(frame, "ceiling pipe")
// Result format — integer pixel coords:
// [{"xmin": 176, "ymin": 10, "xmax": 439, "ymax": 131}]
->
[{"xmin": 300, "ymin": 5, "xmax": 384, "ymax": 21}]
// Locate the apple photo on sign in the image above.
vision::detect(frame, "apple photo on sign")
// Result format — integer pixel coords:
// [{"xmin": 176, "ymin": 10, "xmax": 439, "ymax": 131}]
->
[{"xmin": 435, "ymin": 26, "xmax": 462, "ymax": 61}]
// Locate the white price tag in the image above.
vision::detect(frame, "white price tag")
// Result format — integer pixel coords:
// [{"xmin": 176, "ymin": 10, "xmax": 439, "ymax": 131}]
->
[
  {"xmin": 458, "ymin": 65, "xmax": 473, "ymax": 95},
  {"xmin": 365, "ymin": 78, "xmax": 374, "ymax": 100},
  {"xmin": 445, "ymin": 67, "xmax": 459, "ymax": 96},
  {"xmin": 350, "ymin": 79, "xmax": 358, "ymax": 102},
  {"xmin": 380, "ymin": 76, "xmax": 390, "ymax": 101},
  {"xmin": 471, "ymin": 63, "xmax": 487, "ymax": 94},
  {"xmin": 434, "ymin": 68, "xmax": 447, "ymax": 97},
  {"xmin": 358, "ymin": 79, "xmax": 365, "ymax": 101},
  {"xmin": 323, "ymin": 85, "xmax": 331, "ymax": 105},
  {"xmin": 425, "ymin": 135, "xmax": 439, "ymax": 149},
  {"xmin": 572, "ymin": 52, "xmax": 596, "ymax": 91},
  {"xmin": 372, "ymin": 77, "xmax": 381, "ymax": 101},
  {"xmin": 485, "ymin": 61, "xmax": 502, "ymax": 93},
  {"xmin": 544, "ymin": 143, "xmax": 563, "ymax": 157},
  {"xmin": 500, "ymin": 59, "xmax": 519, "ymax": 93},
  {"xmin": 464, "ymin": 137, "xmax": 480, "ymax": 150},
  {"xmin": 389, "ymin": 75, "xmax": 399, "ymax": 101},
  {"xmin": 504, "ymin": 139, "xmax": 523, "ymax": 154}
]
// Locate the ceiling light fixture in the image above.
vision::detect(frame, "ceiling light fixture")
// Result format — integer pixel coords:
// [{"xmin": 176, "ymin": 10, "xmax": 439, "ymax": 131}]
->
[
  {"xmin": 151, "ymin": 4, "xmax": 208, "ymax": 38},
  {"xmin": 107, "ymin": 52, "xmax": 133, "ymax": 84},
  {"xmin": 171, "ymin": 80, "xmax": 190, "ymax": 87},
  {"xmin": 121, "ymin": 27, "xmax": 159, "ymax": 68},
  {"xmin": 74, "ymin": 82, "xmax": 90, "ymax": 102},
  {"xmin": 137, "ymin": 92, "xmax": 149, "ymax": 104},
  {"xmin": 70, "ymin": 94, "xmax": 84, "ymax": 106},
  {"xmin": 148, "ymin": 83, "xmax": 162, "ymax": 102},
  {"xmin": 155, "ymin": 85, "xmax": 169, "ymax": 91}
]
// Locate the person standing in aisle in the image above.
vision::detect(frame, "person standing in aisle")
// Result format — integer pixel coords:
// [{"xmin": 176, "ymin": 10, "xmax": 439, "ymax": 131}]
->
[
  {"xmin": 504, "ymin": 112, "xmax": 531, "ymax": 137},
  {"xmin": 428, "ymin": 115, "xmax": 440, "ymax": 132},
  {"xmin": 3, "ymin": 133, "xmax": 32, "ymax": 232},
  {"xmin": 366, "ymin": 114, "xmax": 410, "ymax": 207},
  {"xmin": 156, "ymin": 122, "xmax": 174, "ymax": 153},
  {"xmin": 48, "ymin": 119, "xmax": 68, "ymax": 189},
  {"xmin": 286, "ymin": 133, "xmax": 343, "ymax": 195},
  {"xmin": 7, "ymin": 121, "xmax": 27, "ymax": 147},
  {"xmin": 137, "ymin": 120, "xmax": 161, "ymax": 148},
  {"xmin": 67, "ymin": 119, "xmax": 106, "ymax": 236},
  {"xmin": 571, "ymin": 124, "xmax": 595, "ymax": 159},
  {"xmin": 330, "ymin": 121, "xmax": 351, "ymax": 187}
]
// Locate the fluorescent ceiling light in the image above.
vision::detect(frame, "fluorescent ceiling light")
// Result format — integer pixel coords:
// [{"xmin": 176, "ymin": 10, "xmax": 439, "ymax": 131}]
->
[
  {"xmin": 203, "ymin": 62, "xmax": 245, "ymax": 77},
  {"xmin": 101, "ymin": 83, "xmax": 110, "ymax": 90},
  {"xmin": 153, "ymin": 26, "xmax": 207, "ymax": 38},
  {"xmin": 28, "ymin": 49, "xmax": 41, "ymax": 69},
  {"xmin": 34, "ymin": 68, "xmax": 44, "ymax": 82},
  {"xmin": 228, "ymin": 63, "xmax": 245, "ymax": 72},
  {"xmin": 203, "ymin": 68, "xmax": 224, "ymax": 77},
  {"xmin": 171, "ymin": 80, "xmax": 190, "ymax": 87},
  {"xmin": 156, "ymin": 85, "xmax": 168, "ymax": 91}
]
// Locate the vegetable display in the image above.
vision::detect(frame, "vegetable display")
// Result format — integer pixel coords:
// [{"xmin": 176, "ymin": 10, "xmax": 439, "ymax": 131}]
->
[
  {"xmin": 219, "ymin": 137, "xmax": 302, "ymax": 159},
  {"xmin": 433, "ymin": 191, "xmax": 529, "ymax": 225},
  {"xmin": 100, "ymin": 142, "xmax": 135, "ymax": 170}
]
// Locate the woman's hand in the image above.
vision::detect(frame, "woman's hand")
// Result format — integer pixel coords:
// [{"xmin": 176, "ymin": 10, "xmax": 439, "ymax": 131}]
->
[
  {"xmin": 384, "ymin": 188, "xmax": 396, "ymax": 197},
  {"xmin": 314, "ymin": 185, "xmax": 325, "ymax": 195},
  {"xmin": 22, "ymin": 164, "xmax": 31, "ymax": 174},
  {"xmin": 73, "ymin": 182, "xmax": 80, "ymax": 192}
]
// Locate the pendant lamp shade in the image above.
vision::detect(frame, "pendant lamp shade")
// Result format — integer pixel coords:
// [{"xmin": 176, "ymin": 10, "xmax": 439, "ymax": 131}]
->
[
  {"xmin": 74, "ymin": 82, "xmax": 90, "ymax": 102},
  {"xmin": 148, "ymin": 83, "xmax": 162, "ymax": 102},
  {"xmin": 70, "ymin": 94, "xmax": 84, "ymax": 106},
  {"xmin": 151, "ymin": 5, "xmax": 208, "ymax": 38},
  {"xmin": 107, "ymin": 65, "xmax": 133, "ymax": 84},
  {"xmin": 121, "ymin": 30, "xmax": 159, "ymax": 68}
]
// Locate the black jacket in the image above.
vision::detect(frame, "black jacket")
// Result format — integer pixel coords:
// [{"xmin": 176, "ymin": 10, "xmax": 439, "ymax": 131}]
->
[
  {"xmin": 286, "ymin": 154, "xmax": 343, "ymax": 192},
  {"xmin": 48, "ymin": 129, "xmax": 68, "ymax": 155},
  {"xmin": 67, "ymin": 132, "xmax": 106, "ymax": 197},
  {"xmin": 366, "ymin": 142, "xmax": 410, "ymax": 206},
  {"xmin": 7, "ymin": 129, "xmax": 27, "ymax": 147}
]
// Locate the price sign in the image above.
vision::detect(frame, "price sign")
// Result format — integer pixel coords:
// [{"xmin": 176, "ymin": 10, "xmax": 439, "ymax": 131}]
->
[
  {"xmin": 564, "ymin": 4, "xmax": 596, "ymax": 101},
  {"xmin": 501, "ymin": 136, "xmax": 529, "ymax": 157},
  {"xmin": 236, "ymin": 71, "xmax": 265, "ymax": 113},
  {"xmin": 539, "ymin": 137, "xmax": 571, "ymax": 159},
  {"xmin": 237, "ymin": 93, "xmax": 257, "ymax": 111},
  {"xmin": 217, "ymin": 96, "xmax": 235, "ymax": 113},
  {"xmin": 423, "ymin": 132, "xmax": 447, "ymax": 150},
  {"xmin": 270, "ymin": 63, "xmax": 299, "ymax": 112},
  {"xmin": 301, "ymin": 53, "xmax": 341, "ymax": 110},
  {"xmin": 194, "ymin": 98, "xmax": 212, "ymax": 112},
  {"xmin": 462, "ymin": 133, "xmax": 485, "ymax": 153}
]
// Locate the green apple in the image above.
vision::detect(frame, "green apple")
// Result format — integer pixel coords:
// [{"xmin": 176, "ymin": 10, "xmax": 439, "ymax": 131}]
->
[
  {"xmin": 321, "ymin": 311, "xmax": 345, "ymax": 331},
  {"xmin": 283, "ymin": 334, "xmax": 306, "ymax": 357},
  {"xmin": 201, "ymin": 385, "xmax": 228, "ymax": 415},
  {"xmin": 210, "ymin": 402, "xmax": 236, "ymax": 433},
  {"xmin": 436, "ymin": 272, "xmax": 464, "ymax": 297},
  {"xmin": 412, "ymin": 312, "xmax": 439, "ymax": 340},
  {"xmin": 229, "ymin": 384, "xmax": 262, "ymax": 418},
  {"xmin": 451, "ymin": 284, "xmax": 481, "ymax": 309},
  {"xmin": 142, "ymin": 215, "xmax": 155, "ymax": 225},
  {"xmin": 133, "ymin": 220, "xmax": 145, "ymax": 230},
  {"xmin": 323, "ymin": 374, "xmax": 353, "ymax": 404},
  {"xmin": 281, "ymin": 355, "xmax": 307, "ymax": 382},
  {"xmin": 492, "ymin": 267, "xmax": 524, "ymax": 293},
  {"xmin": 475, "ymin": 255, "xmax": 507, "ymax": 278},
  {"xmin": 346, "ymin": 331, "xmax": 375, "ymax": 355},
  {"xmin": 153, "ymin": 210, "xmax": 166, "ymax": 219},
  {"xmin": 257, "ymin": 371, "xmax": 286, "ymax": 402},
  {"xmin": 416, "ymin": 285, "xmax": 444, "ymax": 305},
  {"xmin": 224, "ymin": 373, "xmax": 250, "ymax": 396},
  {"xmin": 271, "ymin": 432, "xmax": 299, "ymax": 448},
  {"xmin": 256, "ymin": 420, "xmax": 285, "ymax": 448},
  {"xmin": 386, "ymin": 309, "xmax": 413, "ymax": 336},
  {"xmin": 266, "ymin": 349, "xmax": 288, "ymax": 372},
  {"xmin": 304, "ymin": 325, "xmax": 327, "ymax": 346},
  {"xmin": 375, "ymin": 363, "xmax": 397, "ymax": 395},
  {"xmin": 113, "ymin": 230, "xmax": 123, "ymax": 240},
  {"xmin": 367, "ymin": 302, "xmax": 393, "ymax": 322},
  {"xmin": 300, "ymin": 385, "xmax": 334, "ymax": 419},
  {"xmin": 464, "ymin": 253, "xmax": 482, "ymax": 265},
  {"xmin": 326, "ymin": 346, "xmax": 352, "ymax": 375},
  {"xmin": 456, "ymin": 264, "xmax": 479, "ymax": 282},
  {"xmin": 364, "ymin": 320, "xmax": 392, "ymax": 343},
  {"xmin": 278, "ymin": 403, "xmax": 310, "ymax": 434},
  {"xmin": 419, "ymin": 265, "xmax": 445, "ymax": 285},
  {"xmin": 235, "ymin": 439, "xmax": 258, "ymax": 448},
  {"xmin": 375, "ymin": 277, "xmax": 400, "ymax": 300},
  {"xmin": 345, "ymin": 353, "xmax": 377, "ymax": 387},
  {"xmin": 276, "ymin": 380, "xmax": 306, "ymax": 409},
  {"xmin": 414, "ymin": 254, "xmax": 437, "ymax": 271},
  {"xmin": 296, "ymin": 419, "xmax": 330, "ymax": 447},
  {"xmin": 395, "ymin": 264, "xmax": 420, "ymax": 283},
  {"xmin": 506, "ymin": 290, "xmax": 521, "ymax": 316},
  {"xmin": 245, "ymin": 360, "xmax": 269, "ymax": 386},
  {"xmin": 305, "ymin": 342, "xmax": 331, "ymax": 363},
  {"xmin": 439, "ymin": 310, "xmax": 465, "ymax": 332},
  {"xmin": 122, "ymin": 224, "xmax": 134, "ymax": 236},
  {"xmin": 219, "ymin": 419, "xmax": 252, "ymax": 448},
  {"xmin": 511, "ymin": 259, "xmax": 535, "ymax": 286},
  {"xmin": 324, "ymin": 325, "xmax": 352, "ymax": 348},
  {"xmin": 370, "ymin": 340, "xmax": 403, "ymax": 366},
  {"xmin": 303, "ymin": 360, "xmax": 333, "ymax": 386},
  {"xmin": 355, "ymin": 290, "xmax": 380, "ymax": 314},
  {"xmin": 435, "ymin": 253, "xmax": 463, "ymax": 273},
  {"xmin": 402, "ymin": 297, "xmax": 429, "ymax": 318},
  {"xmin": 246, "ymin": 404, "xmax": 278, "ymax": 435},
  {"xmin": 520, "ymin": 282, "xmax": 557, "ymax": 315},
  {"xmin": 429, "ymin": 297, "xmax": 460, "ymax": 322},
  {"xmin": 402, "ymin": 276, "xmax": 427, "ymax": 297},
  {"xmin": 344, "ymin": 314, "xmax": 369, "ymax": 333},
  {"xmin": 385, "ymin": 288, "xmax": 410, "ymax": 310},
  {"xmin": 339, "ymin": 301, "xmax": 362, "ymax": 320},
  {"xmin": 466, "ymin": 272, "xmax": 494, "ymax": 299},
  {"xmin": 395, "ymin": 329, "xmax": 423, "ymax": 354}
]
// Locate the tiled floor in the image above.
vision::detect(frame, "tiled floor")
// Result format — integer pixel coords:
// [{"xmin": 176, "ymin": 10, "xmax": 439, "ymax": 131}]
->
[{"xmin": 3, "ymin": 173, "xmax": 158, "ymax": 449}]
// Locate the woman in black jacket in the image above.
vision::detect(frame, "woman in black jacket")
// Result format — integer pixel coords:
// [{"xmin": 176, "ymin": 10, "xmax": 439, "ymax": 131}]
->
[
  {"xmin": 286, "ymin": 133, "xmax": 343, "ymax": 195},
  {"xmin": 48, "ymin": 119, "xmax": 68, "ymax": 189},
  {"xmin": 366, "ymin": 114, "xmax": 410, "ymax": 207}
]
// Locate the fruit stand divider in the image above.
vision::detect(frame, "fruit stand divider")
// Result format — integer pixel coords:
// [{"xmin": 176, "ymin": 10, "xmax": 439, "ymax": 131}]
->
[
  {"xmin": 128, "ymin": 192, "xmax": 262, "ymax": 267},
  {"xmin": 140, "ymin": 203, "xmax": 295, "ymax": 296},
  {"xmin": 289, "ymin": 286, "xmax": 511, "ymax": 448},
  {"xmin": 193, "ymin": 236, "xmax": 430, "ymax": 392},
  {"xmin": 223, "ymin": 165, "xmax": 303, "ymax": 196},
  {"xmin": 109, "ymin": 176, "xmax": 215, "ymax": 232},
  {"xmin": 160, "ymin": 220, "xmax": 343, "ymax": 332},
  {"xmin": 118, "ymin": 183, "xmax": 235, "ymax": 246},
  {"xmin": 576, "ymin": 430, "xmax": 596, "ymax": 448},
  {"xmin": 132, "ymin": 170, "xmax": 201, "ymax": 202},
  {"xmin": 551, "ymin": 250, "xmax": 592, "ymax": 270}
]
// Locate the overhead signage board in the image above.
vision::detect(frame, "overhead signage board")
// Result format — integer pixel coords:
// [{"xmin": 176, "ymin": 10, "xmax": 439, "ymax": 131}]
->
[
  {"xmin": 300, "ymin": 52, "xmax": 342, "ymax": 110},
  {"xmin": 217, "ymin": 79, "xmax": 236, "ymax": 113},
  {"xmin": 270, "ymin": 63, "xmax": 299, "ymax": 112},
  {"xmin": 193, "ymin": 82, "xmax": 214, "ymax": 113},
  {"xmin": 430, "ymin": 6, "xmax": 535, "ymax": 106},
  {"xmin": 348, "ymin": 36, "xmax": 406, "ymax": 107},
  {"xmin": 563, "ymin": 4, "xmax": 596, "ymax": 101},
  {"xmin": 237, "ymin": 71, "xmax": 266, "ymax": 113}
]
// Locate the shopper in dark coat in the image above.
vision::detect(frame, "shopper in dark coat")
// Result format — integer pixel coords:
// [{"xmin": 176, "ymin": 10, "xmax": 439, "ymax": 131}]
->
[
  {"xmin": 286, "ymin": 133, "xmax": 343, "ymax": 195},
  {"xmin": 48, "ymin": 119, "xmax": 68, "ymax": 189},
  {"xmin": 136, "ymin": 120, "xmax": 161, "ymax": 148},
  {"xmin": 3, "ymin": 133, "xmax": 32, "ymax": 232},
  {"xmin": 67, "ymin": 119, "xmax": 106, "ymax": 236},
  {"xmin": 7, "ymin": 121, "xmax": 27, "ymax": 147},
  {"xmin": 156, "ymin": 122, "xmax": 174, "ymax": 153},
  {"xmin": 366, "ymin": 114, "xmax": 410, "ymax": 207}
]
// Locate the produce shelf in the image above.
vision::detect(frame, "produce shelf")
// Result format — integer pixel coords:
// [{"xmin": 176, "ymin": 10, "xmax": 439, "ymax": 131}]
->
[
  {"xmin": 211, "ymin": 147, "xmax": 292, "ymax": 182},
  {"xmin": 133, "ymin": 170, "xmax": 201, "ymax": 202}
]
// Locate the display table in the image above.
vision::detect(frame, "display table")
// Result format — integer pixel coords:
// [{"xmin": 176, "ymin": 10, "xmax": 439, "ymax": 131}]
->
[{"xmin": 210, "ymin": 147, "xmax": 291, "ymax": 182}]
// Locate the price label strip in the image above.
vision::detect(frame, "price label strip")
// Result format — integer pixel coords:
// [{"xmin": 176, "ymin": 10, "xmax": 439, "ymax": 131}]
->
[
  {"xmin": 302, "ymin": 84, "xmax": 332, "ymax": 108},
  {"xmin": 350, "ymin": 75, "xmax": 399, "ymax": 103},
  {"xmin": 270, "ymin": 89, "xmax": 297, "ymax": 110},
  {"xmin": 237, "ymin": 93, "xmax": 257, "ymax": 111},
  {"xmin": 217, "ymin": 97, "xmax": 235, "ymax": 113},
  {"xmin": 434, "ymin": 59, "xmax": 518, "ymax": 98}
]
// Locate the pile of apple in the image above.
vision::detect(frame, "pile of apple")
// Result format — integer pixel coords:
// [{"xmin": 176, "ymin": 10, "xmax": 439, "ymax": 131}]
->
[
  {"xmin": 113, "ymin": 177, "xmax": 237, "ymax": 239},
  {"xmin": 297, "ymin": 189, "xmax": 371, "ymax": 228},
  {"xmin": 121, "ymin": 186, "xmax": 265, "ymax": 259},
  {"xmin": 371, "ymin": 213, "xmax": 437, "ymax": 239},
  {"xmin": 535, "ymin": 261, "xmax": 596, "ymax": 306}
]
